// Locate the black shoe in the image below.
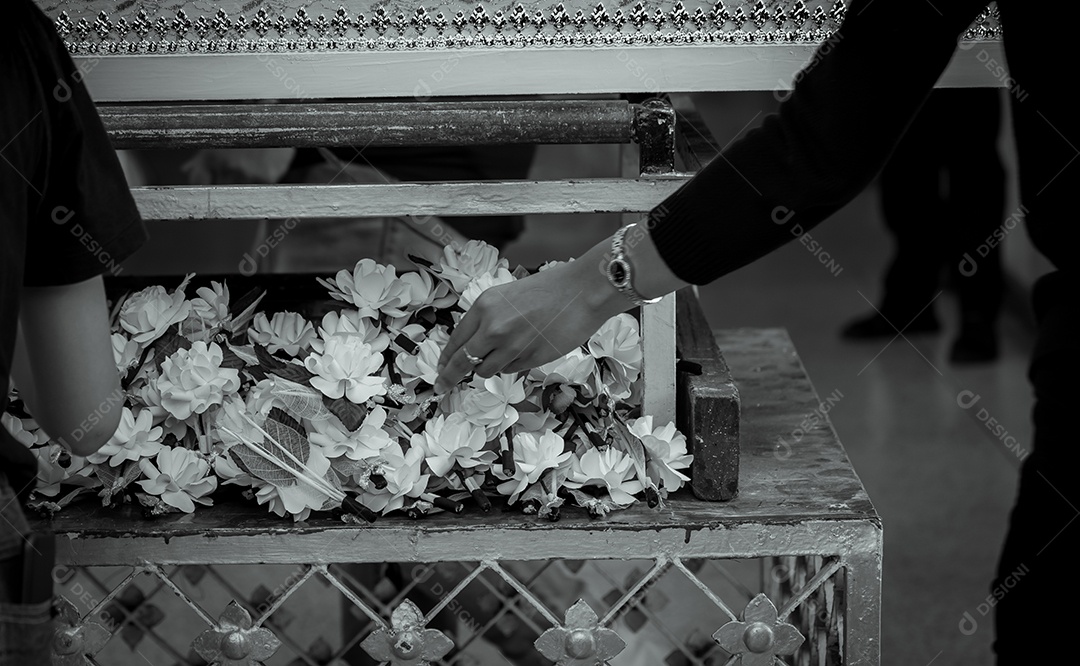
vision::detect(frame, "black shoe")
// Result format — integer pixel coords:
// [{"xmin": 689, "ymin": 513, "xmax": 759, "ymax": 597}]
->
[
  {"xmin": 841, "ymin": 310, "xmax": 941, "ymax": 340},
  {"xmin": 950, "ymin": 316, "xmax": 999, "ymax": 364}
]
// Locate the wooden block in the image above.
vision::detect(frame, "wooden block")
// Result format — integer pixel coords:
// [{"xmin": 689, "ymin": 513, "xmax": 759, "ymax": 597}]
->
[{"xmin": 676, "ymin": 288, "xmax": 740, "ymax": 501}]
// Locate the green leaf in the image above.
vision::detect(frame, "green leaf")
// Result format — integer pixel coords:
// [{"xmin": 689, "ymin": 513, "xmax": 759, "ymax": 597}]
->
[
  {"xmin": 228, "ymin": 417, "xmax": 312, "ymax": 488},
  {"xmin": 227, "ymin": 287, "xmax": 266, "ymax": 335},
  {"xmin": 255, "ymin": 343, "xmax": 315, "ymax": 383},
  {"xmin": 150, "ymin": 328, "xmax": 192, "ymax": 373},
  {"xmin": 324, "ymin": 395, "xmax": 366, "ymax": 431},
  {"xmin": 219, "ymin": 345, "xmax": 246, "ymax": 370},
  {"xmin": 268, "ymin": 406, "xmax": 303, "ymax": 435}
]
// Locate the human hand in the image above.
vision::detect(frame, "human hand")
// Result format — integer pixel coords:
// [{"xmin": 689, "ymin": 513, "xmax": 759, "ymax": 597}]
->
[{"xmin": 434, "ymin": 255, "xmax": 628, "ymax": 393}]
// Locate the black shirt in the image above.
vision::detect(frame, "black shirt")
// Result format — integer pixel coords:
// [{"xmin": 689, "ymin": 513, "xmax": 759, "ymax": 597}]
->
[
  {"xmin": 650, "ymin": 0, "xmax": 1078, "ymax": 289},
  {"xmin": 0, "ymin": 0, "xmax": 147, "ymax": 498}
]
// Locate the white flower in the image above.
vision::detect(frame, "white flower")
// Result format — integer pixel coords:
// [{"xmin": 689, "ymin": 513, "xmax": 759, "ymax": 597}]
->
[
  {"xmin": 358, "ymin": 442, "xmax": 429, "ymax": 514},
  {"xmin": 86, "ymin": 407, "xmax": 164, "ymax": 467},
  {"xmin": 411, "ymin": 413, "xmax": 494, "ymax": 478},
  {"xmin": 189, "ymin": 281, "xmax": 230, "ymax": 325},
  {"xmin": 304, "ymin": 336, "xmax": 387, "ymax": 404},
  {"xmin": 529, "ymin": 348, "xmax": 599, "ymax": 396},
  {"xmin": 157, "ymin": 341, "xmax": 242, "ymax": 421},
  {"xmin": 497, "ymin": 431, "xmax": 572, "ymax": 504},
  {"xmin": 318, "ymin": 259, "xmax": 409, "ymax": 319},
  {"xmin": 211, "ymin": 450, "xmax": 254, "ymax": 488},
  {"xmin": 33, "ymin": 444, "xmax": 95, "ymax": 497},
  {"xmin": 137, "ymin": 447, "xmax": 218, "ymax": 513},
  {"xmin": 436, "ymin": 240, "xmax": 508, "ymax": 292},
  {"xmin": 398, "ymin": 270, "xmax": 455, "ymax": 311},
  {"xmin": 588, "ymin": 314, "xmax": 642, "ymax": 400},
  {"xmin": 248, "ymin": 311, "xmax": 317, "ymax": 356},
  {"xmin": 628, "ymin": 416, "xmax": 693, "ymax": 491},
  {"xmin": 213, "ymin": 395, "xmax": 266, "ymax": 448},
  {"xmin": 566, "ymin": 447, "xmax": 644, "ymax": 506},
  {"xmin": 253, "ymin": 445, "xmax": 334, "ymax": 522},
  {"xmin": 111, "ymin": 333, "xmax": 140, "ymax": 373},
  {"xmin": 395, "ymin": 326, "xmax": 449, "ymax": 387},
  {"xmin": 2, "ymin": 413, "xmax": 48, "ymax": 448},
  {"xmin": 309, "ymin": 406, "xmax": 394, "ymax": 460},
  {"xmin": 458, "ymin": 267, "xmax": 515, "ymax": 311},
  {"xmin": 461, "ymin": 374, "xmax": 526, "ymax": 438},
  {"xmin": 119, "ymin": 282, "xmax": 192, "ymax": 345},
  {"xmin": 313, "ymin": 310, "xmax": 389, "ymax": 354}
]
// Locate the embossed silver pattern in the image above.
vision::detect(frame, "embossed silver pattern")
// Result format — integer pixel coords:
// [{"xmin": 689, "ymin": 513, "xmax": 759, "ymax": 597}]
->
[{"xmin": 39, "ymin": 1, "xmax": 944, "ymax": 55}]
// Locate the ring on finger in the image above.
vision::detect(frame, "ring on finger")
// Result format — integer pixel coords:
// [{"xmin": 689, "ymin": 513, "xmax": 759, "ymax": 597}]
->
[{"xmin": 463, "ymin": 347, "xmax": 485, "ymax": 366}]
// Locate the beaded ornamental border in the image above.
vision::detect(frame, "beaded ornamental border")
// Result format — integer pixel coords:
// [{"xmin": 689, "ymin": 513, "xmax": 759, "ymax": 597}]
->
[{"xmin": 47, "ymin": 1, "xmax": 1002, "ymax": 55}]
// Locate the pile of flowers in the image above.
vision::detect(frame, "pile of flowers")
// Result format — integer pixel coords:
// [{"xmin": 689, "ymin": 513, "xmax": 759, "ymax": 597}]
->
[{"xmin": 3, "ymin": 241, "xmax": 691, "ymax": 522}]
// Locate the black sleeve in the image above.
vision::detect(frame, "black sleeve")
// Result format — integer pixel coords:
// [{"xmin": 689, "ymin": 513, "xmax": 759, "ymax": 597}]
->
[
  {"xmin": 648, "ymin": 0, "xmax": 988, "ymax": 285},
  {"xmin": 17, "ymin": 0, "xmax": 146, "ymax": 287}
]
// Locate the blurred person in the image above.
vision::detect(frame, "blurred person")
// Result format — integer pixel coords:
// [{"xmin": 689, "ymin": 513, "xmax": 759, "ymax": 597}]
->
[
  {"xmin": 842, "ymin": 88, "xmax": 1005, "ymax": 363},
  {"xmin": 434, "ymin": 1, "xmax": 1074, "ymax": 663},
  {"xmin": 1, "ymin": 1, "xmax": 147, "ymax": 662}
]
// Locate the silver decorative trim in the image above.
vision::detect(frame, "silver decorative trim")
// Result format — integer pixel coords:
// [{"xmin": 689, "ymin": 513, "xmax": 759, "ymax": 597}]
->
[{"xmin": 47, "ymin": 2, "xmax": 1001, "ymax": 55}]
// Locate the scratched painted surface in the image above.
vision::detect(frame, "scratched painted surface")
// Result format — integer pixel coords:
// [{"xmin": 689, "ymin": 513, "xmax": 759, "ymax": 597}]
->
[{"xmin": 33, "ymin": 328, "xmax": 876, "ymax": 561}]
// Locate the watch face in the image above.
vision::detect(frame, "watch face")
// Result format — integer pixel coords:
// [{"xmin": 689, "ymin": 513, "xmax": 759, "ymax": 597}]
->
[{"xmin": 608, "ymin": 258, "xmax": 630, "ymax": 288}]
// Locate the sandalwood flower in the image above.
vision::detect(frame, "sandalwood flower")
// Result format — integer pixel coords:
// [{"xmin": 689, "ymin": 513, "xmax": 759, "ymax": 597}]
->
[
  {"xmin": 458, "ymin": 267, "xmax": 515, "ymax": 311},
  {"xmin": 313, "ymin": 310, "xmax": 389, "ymax": 354},
  {"xmin": 398, "ymin": 268, "xmax": 455, "ymax": 311},
  {"xmin": 436, "ymin": 240, "xmax": 508, "ymax": 292},
  {"xmin": 497, "ymin": 431, "xmax": 572, "ymax": 504},
  {"xmin": 1, "ymin": 412, "xmax": 48, "ymax": 448},
  {"xmin": 395, "ymin": 326, "xmax": 449, "ymax": 387},
  {"xmin": 213, "ymin": 395, "xmax": 266, "ymax": 449},
  {"xmin": 137, "ymin": 447, "xmax": 218, "ymax": 513},
  {"xmin": 304, "ymin": 336, "xmax": 387, "ymax": 404},
  {"xmin": 588, "ymin": 314, "xmax": 642, "ymax": 400},
  {"xmin": 318, "ymin": 259, "xmax": 409, "ymax": 319},
  {"xmin": 33, "ymin": 443, "xmax": 95, "ymax": 497},
  {"xmin": 86, "ymin": 407, "xmax": 165, "ymax": 467},
  {"xmin": 566, "ymin": 447, "xmax": 644, "ymax": 506},
  {"xmin": 309, "ymin": 406, "xmax": 394, "ymax": 460},
  {"xmin": 184, "ymin": 281, "xmax": 231, "ymax": 340},
  {"xmin": 628, "ymin": 416, "xmax": 693, "ymax": 491},
  {"xmin": 461, "ymin": 374, "xmax": 527, "ymax": 438},
  {"xmin": 248, "ymin": 311, "xmax": 317, "ymax": 356},
  {"xmin": 529, "ymin": 348, "xmax": 599, "ymax": 397},
  {"xmin": 119, "ymin": 281, "xmax": 192, "ymax": 345},
  {"xmin": 157, "ymin": 341, "xmax": 242, "ymax": 421},
  {"xmin": 358, "ymin": 442, "xmax": 429, "ymax": 514},
  {"xmin": 111, "ymin": 333, "xmax": 140, "ymax": 374},
  {"xmin": 411, "ymin": 413, "xmax": 494, "ymax": 478}
]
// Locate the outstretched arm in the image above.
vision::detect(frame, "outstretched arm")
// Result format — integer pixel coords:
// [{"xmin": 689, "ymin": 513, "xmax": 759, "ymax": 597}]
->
[
  {"xmin": 435, "ymin": 0, "xmax": 988, "ymax": 388},
  {"xmin": 12, "ymin": 276, "xmax": 122, "ymax": 456}
]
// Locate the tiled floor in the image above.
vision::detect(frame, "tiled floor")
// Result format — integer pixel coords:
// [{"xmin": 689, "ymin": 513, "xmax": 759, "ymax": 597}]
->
[{"xmin": 504, "ymin": 92, "xmax": 1033, "ymax": 666}]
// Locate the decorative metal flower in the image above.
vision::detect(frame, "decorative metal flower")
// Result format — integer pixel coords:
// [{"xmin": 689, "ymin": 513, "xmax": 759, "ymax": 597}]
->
[
  {"xmin": 52, "ymin": 596, "xmax": 112, "ymax": 666},
  {"xmin": 359, "ymin": 599, "xmax": 454, "ymax": 666},
  {"xmin": 193, "ymin": 601, "xmax": 281, "ymax": 666},
  {"xmin": 713, "ymin": 594, "xmax": 804, "ymax": 666},
  {"xmin": 534, "ymin": 599, "xmax": 626, "ymax": 665}
]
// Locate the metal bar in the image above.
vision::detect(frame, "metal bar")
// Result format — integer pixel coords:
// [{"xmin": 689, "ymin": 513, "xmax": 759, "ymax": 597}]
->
[
  {"xmin": 148, "ymin": 564, "xmax": 218, "ymax": 626},
  {"xmin": 775, "ymin": 557, "xmax": 844, "ymax": 622},
  {"xmin": 131, "ymin": 178, "xmax": 689, "ymax": 222},
  {"xmin": 423, "ymin": 562, "xmax": 489, "ymax": 624},
  {"xmin": 671, "ymin": 558, "xmax": 740, "ymax": 623},
  {"xmin": 320, "ymin": 565, "xmax": 390, "ymax": 629},
  {"xmin": 642, "ymin": 294, "xmax": 678, "ymax": 425},
  {"xmin": 634, "ymin": 99, "xmax": 677, "ymax": 175},
  {"xmin": 599, "ymin": 557, "xmax": 670, "ymax": 625},
  {"xmin": 101, "ymin": 100, "xmax": 635, "ymax": 150},
  {"xmin": 842, "ymin": 530, "xmax": 883, "ymax": 665},
  {"xmin": 485, "ymin": 561, "xmax": 561, "ymax": 627}
]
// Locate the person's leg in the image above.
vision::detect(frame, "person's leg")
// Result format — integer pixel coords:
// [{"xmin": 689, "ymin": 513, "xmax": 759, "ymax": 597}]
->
[
  {"xmin": 843, "ymin": 94, "xmax": 947, "ymax": 338},
  {"xmin": 941, "ymin": 88, "xmax": 1005, "ymax": 363},
  {"xmin": 992, "ymin": 271, "xmax": 1076, "ymax": 664}
]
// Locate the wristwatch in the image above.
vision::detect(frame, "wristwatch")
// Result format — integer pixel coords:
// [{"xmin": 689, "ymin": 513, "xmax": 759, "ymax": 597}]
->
[{"xmin": 606, "ymin": 224, "xmax": 662, "ymax": 306}]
